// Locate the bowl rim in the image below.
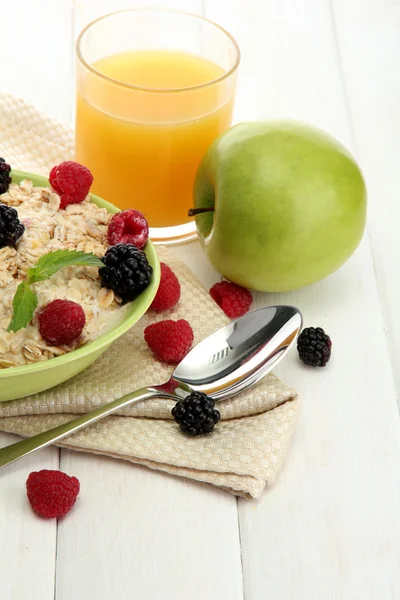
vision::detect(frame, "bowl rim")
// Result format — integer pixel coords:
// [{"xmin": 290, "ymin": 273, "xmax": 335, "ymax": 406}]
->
[{"xmin": 0, "ymin": 169, "xmax": 160, "ymax": 379}]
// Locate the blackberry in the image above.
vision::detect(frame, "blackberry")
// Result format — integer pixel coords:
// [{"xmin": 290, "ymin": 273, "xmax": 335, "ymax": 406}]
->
[
  {"xmin": 297, "ymin": 326, "xmax": 332, "ymax": 367},
  {"xmin": 99, "ymin": 243, "xmax": 153, "ymax": 302},
  {"xmin": 172, "ymin": 391, "xmax": 220, "ymax": 436},
  {"xmin": 0, "ymin": 158, "xmax": 12, "ymax": 194},
  {"xmin": 0, "ymin": 204, "xmax": 25, "ymax": 248}
]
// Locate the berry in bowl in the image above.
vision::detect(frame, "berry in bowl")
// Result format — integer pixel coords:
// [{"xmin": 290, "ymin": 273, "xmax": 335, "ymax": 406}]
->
[{"xmin": 0, "ymin": 161, "xmax": 160, "ymax": 402}]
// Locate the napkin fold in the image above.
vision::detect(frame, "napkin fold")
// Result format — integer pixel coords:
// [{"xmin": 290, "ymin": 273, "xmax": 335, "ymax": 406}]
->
[{"xmin": 0, "ymin": 93, "xmax": 299, "ymax": 499}]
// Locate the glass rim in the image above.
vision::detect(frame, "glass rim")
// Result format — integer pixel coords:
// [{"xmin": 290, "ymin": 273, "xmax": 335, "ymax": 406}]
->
[{"xmin": 75, "ymin": 7, "xmax": 241, "ymax": 94}]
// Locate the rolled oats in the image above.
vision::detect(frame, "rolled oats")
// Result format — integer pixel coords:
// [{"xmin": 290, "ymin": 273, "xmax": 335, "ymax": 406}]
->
[
  {"xmin": 0, "ymin": 338, "xmax": 9, "ymax": 354},
  {"xmin": 98, "ymin": 287, "xmax": 115, "ymax": 308},
  {"xmin": 22, "ymin": 344, "xmax": 43, "ymax": 362},
  {"xmin": 0, "ymin": 359, "xmax": 15, "ymax": 369},
  {"xmin": 0, "ymin": 181, "xmax": 129, "ymax": 368}
]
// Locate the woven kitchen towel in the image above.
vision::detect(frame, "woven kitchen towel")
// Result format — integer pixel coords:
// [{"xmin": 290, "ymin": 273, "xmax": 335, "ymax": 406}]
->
[{"xmin": 0, "ymin": 93, "xmax": 300, "ymax": 499}]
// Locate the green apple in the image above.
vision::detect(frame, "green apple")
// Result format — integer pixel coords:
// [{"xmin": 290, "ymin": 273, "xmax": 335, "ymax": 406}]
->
[{"xmin": 192, "ymin": 121, "xmax": 367, "ymax": 292}]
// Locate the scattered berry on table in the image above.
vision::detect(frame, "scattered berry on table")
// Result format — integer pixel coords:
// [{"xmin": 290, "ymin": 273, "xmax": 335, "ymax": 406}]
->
[
  {"xmin": 297, "ymin": 326, "xmax": 332, "ymax": 367},
  {"xmin": 0, "ymin": 204, "xmax": 25, "ymax": 248},
  {"xmin": 144, "ymin": 319, "xmax": 193, "ymax": 363},
  {"xmin": 0, "ymin": 158, "xmax": 12, "ymax": 194},
  {"xmin": 39, "ymin": 299, "xmax": 86, "ymax": 345},
  {"xmin": 150, "ymin": 262, "xmax": 180, "ymax": 311},
  {"xmin": 172, "ymin": 391, "xmax": 220, "ymax": 436},
  {"xmin": 107, "ymin": 209, "xmax": 149, "ymax": 249},
  {"xmin": 49, "ymin": 161, "xmax": 93, "ymax": 209},
  {"xmin": 99, "ymin": 243, "xmax": 153, "ymax": 302},
  {"xmin": 26, "ymin": 469, "xmax": 80, "ymax": 519},
  {"xmin": 210, "ymin": 281, "xmax": 252, "ymax": 319}
]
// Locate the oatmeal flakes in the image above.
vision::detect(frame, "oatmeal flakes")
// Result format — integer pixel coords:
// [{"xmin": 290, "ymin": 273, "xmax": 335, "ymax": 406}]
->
[
  {"xmin": 20, "ymin": 179, "xmax": 33, "ymax": 193},
  {"xmin": 0, "ymin": 338, "xmax": 9, "ymax": 354},
  {"xmin": 0, "ymin": 181, "xmax": 130, "ymax": 368},
  {"xmin": 98, "ymin": 287, "xmax": 115, "ymax": 308},
  {"xmin": 0, "ymin": 359, "xmax": 15, "ymax": 369},
  {"xmin": 22, "ymin": 344, "xmax": 43, "ymax": 362}
]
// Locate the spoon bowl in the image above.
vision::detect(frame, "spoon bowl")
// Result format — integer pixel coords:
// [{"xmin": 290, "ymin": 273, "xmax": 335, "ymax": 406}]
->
[
  {"xmin": 0, "ymin": 305, "xmax": 302, "ymax": 470},
  {"xmin": 169, "ymin": 305, "xmax": 302, "ymax": 399}
]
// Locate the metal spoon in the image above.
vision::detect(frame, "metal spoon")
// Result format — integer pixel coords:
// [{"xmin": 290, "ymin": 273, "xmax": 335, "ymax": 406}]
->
[{"xmin": 0, "ymin": 305, "xmax": 302, "ymax": 469}]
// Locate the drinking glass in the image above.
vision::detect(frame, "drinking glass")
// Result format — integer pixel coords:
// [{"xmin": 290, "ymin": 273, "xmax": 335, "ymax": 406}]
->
[{"xmin": 75, "ymin": 8, "xmax": 240, "ymax": 244}]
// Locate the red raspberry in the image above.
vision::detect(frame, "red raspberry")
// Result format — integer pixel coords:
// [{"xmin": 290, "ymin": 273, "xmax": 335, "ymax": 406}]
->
[
  {"xmin": 49, "ymin": 161, "xmax": 93, "ymax": 209},
  {"xmin": 26, "ymin": 470, "xmax": 80, "ymax": 519},
  {"xmin": 39, "ymin": 299, "xmax": 86, "ymax": 345},
  {"xmin": 144, "ymin": 319, "xmax": 193, "ymax": 363},
  {"xmin": 210, "ymin": 281, "xmax": 252, "ymax": 319},
  {"xmin": 150, "ymin": 262, "xmax": 181, "ymax": 311},
  {"xmin": 107, "ymin": 210, "xmax": 149, "ymax": 249}
]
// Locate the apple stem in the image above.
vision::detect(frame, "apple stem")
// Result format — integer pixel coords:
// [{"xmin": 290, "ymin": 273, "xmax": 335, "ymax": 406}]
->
[{"xmin": 188, "ymin": 207, "xmax": 215, "ymax": 217}]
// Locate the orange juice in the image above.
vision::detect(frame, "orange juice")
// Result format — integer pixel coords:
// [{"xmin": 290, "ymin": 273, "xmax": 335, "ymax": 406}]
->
[{"xmin": 76, "ymin": 50, "xmax": 234, "ymax": 227}]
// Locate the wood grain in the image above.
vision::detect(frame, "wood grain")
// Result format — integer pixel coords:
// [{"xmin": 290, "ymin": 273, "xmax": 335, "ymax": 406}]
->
[
  {"xmin": 332, "ymin": 0, "xmax": 400, "ymax": 397},
  {"xmin": 56, "ymin": 3, "xmax": 243, "ymax": 600},
  {"xmin": 0, "ymin": 3, "xmax": 70, "ymax": 598},
  {"xmin": 2, "ymin": 0, "xmax": 400, "ymax": 598},
  {"xmin": 56, "ymin": 449, "xmax": 243, "ymax": 600},
  {"xmin": 0, "ymin": 432, "xmax": 59, "ymax": 600},
  {"xmin": 206, "ymin": 0, "xmax": 400, "ymax": 598}
]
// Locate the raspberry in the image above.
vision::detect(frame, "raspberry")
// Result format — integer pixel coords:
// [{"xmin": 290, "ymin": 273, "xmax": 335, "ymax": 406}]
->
[
  {"xmin": 107, "ymin": 209, "xmax": 149, "ymax": 249},
  {"xmin": 26, "ymin": 470, "xmax": 80, "ymax": 519},
  {"xmin": 144, "ymin": 319, "xmax": 193, "ymax": 363},
  {"xmin": 210, "ymin": 281, "xmax": 252, "ymax": 319},
  {"xmin": 38, "ymin": 299, "xmax": 86, "ymax": 345},
  {"xmin": 49, "ymin": 161, "xmax": 93, "ymax": 209},
  {"xmin": 150, "ymin": 262, "xmax": 180, "ymax": 311}
]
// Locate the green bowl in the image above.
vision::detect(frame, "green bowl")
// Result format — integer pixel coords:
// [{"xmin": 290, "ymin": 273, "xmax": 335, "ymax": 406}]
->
[{"xmin": 0, "ymin": 170, "xmax": 160, "ymax": 402}]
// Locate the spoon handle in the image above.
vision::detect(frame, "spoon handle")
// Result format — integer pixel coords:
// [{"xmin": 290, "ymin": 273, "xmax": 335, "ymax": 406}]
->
[{"xmin": 0, "ymin": 387, "xmax": 171, "ymax": 470}]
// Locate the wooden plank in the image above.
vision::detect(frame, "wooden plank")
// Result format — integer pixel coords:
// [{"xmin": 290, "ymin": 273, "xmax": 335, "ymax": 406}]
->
[
  {"xmin": 1, "ymin": 0, "xmax": 73, "ymax": 123},
  {"xmin": 331, "ymin": 0, "xmax": 400, "ymax": 395},
  {"xmin": 55, "ymin": 3, "xmax": 243, "ymax": 600},
  {"xmin": 205, "ymin": 0, "xmax": 400, "ymax": 598},
  {"xmin": 1, "ymin": 4, "xmax": 70, "ymax": 599},
  {"xmin": 205, "ymin": 0, "xmax": 350, "ymax": 141},
  {"xmin": 56, "ymin": 449, "xmax": 243, "ymax": 600},
  {"xmin": 0, "ymin": 432, "xmax": 59, "ymax": 600}
]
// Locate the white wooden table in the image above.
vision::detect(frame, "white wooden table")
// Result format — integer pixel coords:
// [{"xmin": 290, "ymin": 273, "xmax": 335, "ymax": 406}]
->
[{"xmin": 2, "ymin": 1, "xmax": 400, "ymax": 598}]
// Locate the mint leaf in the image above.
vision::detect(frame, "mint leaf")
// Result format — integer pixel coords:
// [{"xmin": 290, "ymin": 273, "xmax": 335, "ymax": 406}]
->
[
  {"xmin": 7, "ymin": 250, "xmax": 104, "ymax": 333},
  {"xmin": 27, "ymin": 250, "xmax": 104, "ymax": 284},
  {"xmin": 7, "ymin": 282, "xmax": 38, "ymax": 333}
]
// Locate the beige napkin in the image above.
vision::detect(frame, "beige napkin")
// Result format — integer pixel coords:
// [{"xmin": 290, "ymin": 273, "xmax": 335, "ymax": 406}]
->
[{"xmin": 0, "ymin": 93, "xmax": 300, "ymax": 499}]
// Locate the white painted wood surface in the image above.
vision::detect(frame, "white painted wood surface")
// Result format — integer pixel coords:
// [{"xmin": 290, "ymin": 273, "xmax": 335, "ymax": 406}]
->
[{"xmin": 1, "ymin": 1, "xmax": 400, "ymax": 598}]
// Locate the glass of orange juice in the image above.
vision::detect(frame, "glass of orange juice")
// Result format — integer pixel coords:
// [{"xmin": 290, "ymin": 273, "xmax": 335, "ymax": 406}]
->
[{"xmin": 75, "ymin": 8, "xmax": 240, "ymax": 244}]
